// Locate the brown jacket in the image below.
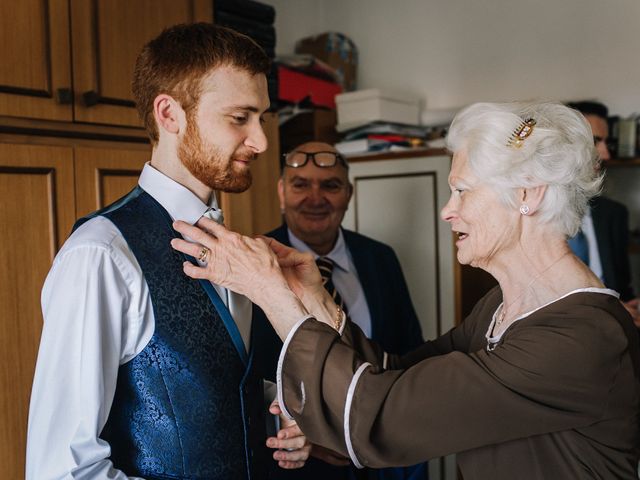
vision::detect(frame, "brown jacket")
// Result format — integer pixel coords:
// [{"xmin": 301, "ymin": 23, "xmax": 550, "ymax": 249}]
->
[{"xmin": 279, "ymin": 288, "xmax": 640, "ymax": 479}]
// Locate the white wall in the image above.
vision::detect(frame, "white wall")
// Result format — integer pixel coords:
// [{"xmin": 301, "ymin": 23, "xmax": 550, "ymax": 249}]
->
[{"xmin": 266, "ymin": 0, "xmax": 640, "ymax": 116}]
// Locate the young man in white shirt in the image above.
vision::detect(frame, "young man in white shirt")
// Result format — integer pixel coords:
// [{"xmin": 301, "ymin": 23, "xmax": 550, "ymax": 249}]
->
[{"xmin": 27, "ymin": 23, "xmax": 308, "ymax": 480}]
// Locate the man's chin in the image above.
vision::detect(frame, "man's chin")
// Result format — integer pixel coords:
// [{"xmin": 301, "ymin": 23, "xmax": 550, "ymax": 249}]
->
[
  {"xmin": 300, "ymin": 212, "xmax": 331, "ymax": 222},
  {"xmin": 299, "ymin": 221, "xmax": 332, "ymax": 235},
  {"xmin": 218, "ymin": 178, "xmax": 252, "ymax": 193},
  {"xmin": 208, "ymin": 171, "xmax": 252, "ymax": 193}
]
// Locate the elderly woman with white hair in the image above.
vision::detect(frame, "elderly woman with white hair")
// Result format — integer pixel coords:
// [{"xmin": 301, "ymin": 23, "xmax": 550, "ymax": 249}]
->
[{"xmin": 171, "ymin": 102, "xmax": 639, "ymax": 479}]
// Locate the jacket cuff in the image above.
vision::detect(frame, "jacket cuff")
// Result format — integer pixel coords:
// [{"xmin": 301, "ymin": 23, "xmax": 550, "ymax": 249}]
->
[{"xmin": 276, "ymin": 315, "xmax": 315, "ymax": 420}]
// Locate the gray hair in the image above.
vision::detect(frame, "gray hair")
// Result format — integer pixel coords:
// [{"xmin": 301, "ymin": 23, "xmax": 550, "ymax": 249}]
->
[{"xmin": 446, "ymin": 101, "xmax": 603, "ymax": 236}]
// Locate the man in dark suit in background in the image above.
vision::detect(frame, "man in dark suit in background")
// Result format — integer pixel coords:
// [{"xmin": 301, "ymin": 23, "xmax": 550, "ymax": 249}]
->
[
  {"xmin": 568, "ymin": 101, "xmax": 639, "ymax": 326},
  {"xmin": 254, "ymin": 141, "xmax": 428, "ymax": 480}
]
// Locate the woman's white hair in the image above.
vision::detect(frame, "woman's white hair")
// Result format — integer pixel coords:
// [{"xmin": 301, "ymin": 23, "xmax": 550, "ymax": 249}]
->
[{"xmin": 446, "ymin": 101, "xmax": 603, "ymax": 237}]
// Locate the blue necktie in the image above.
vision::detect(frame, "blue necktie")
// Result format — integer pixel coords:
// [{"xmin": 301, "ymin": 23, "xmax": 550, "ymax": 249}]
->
[{"xmin": 568, "ymin": 229, "xmax": 590, "ymax": 265}]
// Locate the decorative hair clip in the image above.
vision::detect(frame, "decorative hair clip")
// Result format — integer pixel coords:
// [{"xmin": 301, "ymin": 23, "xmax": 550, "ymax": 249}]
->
[{"xmin": 507, "ymin": 118, "xmax": 536, "ymax": 148}]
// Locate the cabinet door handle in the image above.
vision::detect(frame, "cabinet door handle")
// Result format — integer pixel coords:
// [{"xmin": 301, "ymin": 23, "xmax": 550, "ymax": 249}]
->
[
  {"xmin": 83, "ymin": 90, "xmax": 100, "ymax": 107},
  {"xmin": 82, "ymin": 90, "xmax": 135, "ymax": 108},
  {"xmin": 55, "ymin": 88, "xmax": 73, "ymax": 105}
]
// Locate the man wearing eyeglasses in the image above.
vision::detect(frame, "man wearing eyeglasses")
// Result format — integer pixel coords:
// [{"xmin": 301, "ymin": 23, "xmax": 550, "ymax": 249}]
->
[
  {"xmin": 254, "ymin": 141, "xmax": 427, "ymax": 480},
  {"xmin": 567, "ymin": 101, "xmax": 639, "ymax": 327}
]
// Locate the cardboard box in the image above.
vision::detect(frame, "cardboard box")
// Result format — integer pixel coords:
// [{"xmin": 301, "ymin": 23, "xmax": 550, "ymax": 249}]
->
[
  {"xmin": 335, "ymin": 89, "xmax": 421, "ymax": 131},
  {"xmin": 295, "ymin": 32, "xmax": 358, "ymax": 92}
]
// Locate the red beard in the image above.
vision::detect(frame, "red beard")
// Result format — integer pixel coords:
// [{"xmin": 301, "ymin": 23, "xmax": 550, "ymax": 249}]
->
[{"xmin": 178, "ymin": 117, "xmax": 254, "ymax": 193}]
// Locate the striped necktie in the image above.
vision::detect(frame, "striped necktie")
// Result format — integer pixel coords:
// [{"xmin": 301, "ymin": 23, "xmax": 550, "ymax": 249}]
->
[{"xmin": 316, "ymin": 257, "xmax": 348, "ymax": 315}]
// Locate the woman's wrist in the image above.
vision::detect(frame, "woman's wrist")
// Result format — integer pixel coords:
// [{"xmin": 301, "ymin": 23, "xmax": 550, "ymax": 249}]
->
[
  {"xmin": 259, "ymin": 284, "xmax": 311, "ymax": 340},
  {"xmin": 301, "ymin": 289, "xmax": 342, "ymax": 331}
]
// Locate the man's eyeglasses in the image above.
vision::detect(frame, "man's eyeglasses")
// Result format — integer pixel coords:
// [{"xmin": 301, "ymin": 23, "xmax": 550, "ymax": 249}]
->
[{"xmin": 283, "ymin": 151, "xmax": 347, "ymax": 169}]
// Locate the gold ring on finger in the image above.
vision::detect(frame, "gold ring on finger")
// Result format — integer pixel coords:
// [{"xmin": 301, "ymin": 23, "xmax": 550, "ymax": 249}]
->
[{"xmin": 197, "ymin": 246, "xmax": 210, "ymax": 263}]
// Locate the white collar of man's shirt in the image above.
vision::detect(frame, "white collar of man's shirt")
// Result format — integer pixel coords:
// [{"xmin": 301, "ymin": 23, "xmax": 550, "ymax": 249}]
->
[
  {"xmin": 138, "ymin": 162, "xmax": 219, "ymax": 225},
  {"xmin": 287, "ymin": 227, "xmax": 351, "ymax": 273}
]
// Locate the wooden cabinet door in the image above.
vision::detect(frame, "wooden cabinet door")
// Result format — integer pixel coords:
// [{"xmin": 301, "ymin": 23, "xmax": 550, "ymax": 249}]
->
[
  {"xmin": 0, "ymin": 0, "xmax": 72, "ymax": 121},
  {"xmin": 70, "ymin": 0, "xmax": 213, "ymax": 127},
  {"xmin": 0, "ymin": 142, "xmax": 75, "ymax": 479},
  {"xmin": 74, "ymin": 144, "xmax": 150, "ymax": 217},
  {"xmin": 220, "ymin": 112, "xmax": 282, "ymax": 236}
]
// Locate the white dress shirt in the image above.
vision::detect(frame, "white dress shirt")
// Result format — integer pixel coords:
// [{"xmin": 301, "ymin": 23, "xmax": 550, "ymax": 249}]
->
[
  {"xmin": 288, "ymin": 228, "xmax": 373, "ymax": 337},
  {"xmin": 26, "ymin": 163, "xmax": 252, "ymax": 480},
  {"xmin": 581, "ymin": 208, "xmax": 604, "ymax": 281}
]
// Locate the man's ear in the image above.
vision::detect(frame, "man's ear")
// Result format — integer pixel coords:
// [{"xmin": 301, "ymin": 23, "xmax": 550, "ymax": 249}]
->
[
  {"xmin": 153, "ymin": 94, "xmax": 183, "ymax": 136},
  {"xmin": 347, "ymin": 182, "xmax": 354, "ymax": 202},
  {"xmin": 277, "ymin": 177, "xmax": 285, "ymax": 212},
  {"xmin": 520, "ymin": 185, "xmax": 547, "ymax": 213}
]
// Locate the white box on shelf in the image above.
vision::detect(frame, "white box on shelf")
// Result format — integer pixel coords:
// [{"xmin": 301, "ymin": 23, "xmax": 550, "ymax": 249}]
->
[{"xmin": 335, "ymin": 88, "xmax": 421, "ymax": 132}]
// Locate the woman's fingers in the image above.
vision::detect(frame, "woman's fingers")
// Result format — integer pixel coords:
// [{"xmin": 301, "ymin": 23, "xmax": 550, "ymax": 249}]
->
[
  {"xmin": 182, "ymin": 261, "xmax": 210, "ymax": 280},
  {"xmin": 170, "ymin": 220, "xmax": 293, "ymax": 306},
  {"xmin": 265, "ymin": 238, "xmax": 315, "ymax": 268},
  {"xmin": 279, "ymin": 251, "xmax": 316, "ymax": 270},
  {"xmin": 195, "ymin": 216, "xmax": 227, "ymax": 235},
  {"xmin": 265, "ymin": 237, "xmax": 297, "ymax": 258},
  {"xmin": 172, "ymin": 219, "xmax": 223, "ymax": 247},
  {"xmin": 170, "ymin": 237, "xmax": 205, "ymax": 259}
]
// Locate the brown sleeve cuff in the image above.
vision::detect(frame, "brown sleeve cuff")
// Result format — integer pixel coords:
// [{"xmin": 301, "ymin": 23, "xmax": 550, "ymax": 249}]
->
[{"xmin": 278, "ymin": 318, "xmax": 373, "ymax": 460}]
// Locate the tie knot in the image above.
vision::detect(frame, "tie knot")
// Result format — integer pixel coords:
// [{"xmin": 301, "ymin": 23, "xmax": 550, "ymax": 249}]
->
[
  {"xmin": 316, "ymin": 257, "xmax": 334, "ymax": 283},
  {"xmin": 203, "ymin": 207, "xmax": 224, "ymax": 225}
]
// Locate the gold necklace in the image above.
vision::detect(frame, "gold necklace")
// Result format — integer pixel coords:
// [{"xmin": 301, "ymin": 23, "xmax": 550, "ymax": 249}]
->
[
  {"xmin": 495, "ymin": 305, "xmax": 508, "ymax": 328},
  {"xmin": 494, "ymin": 250, "xmax": 572, "ymax": 330}
]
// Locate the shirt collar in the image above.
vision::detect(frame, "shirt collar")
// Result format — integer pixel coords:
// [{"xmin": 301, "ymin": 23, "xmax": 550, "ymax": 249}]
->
[
  {"xmin": 287, "ymin": 227, "xmax": 351, "ymax": 273},
  {"xmin": 138, "ymin": 162, "xmax": 218, "ymax": 225}
]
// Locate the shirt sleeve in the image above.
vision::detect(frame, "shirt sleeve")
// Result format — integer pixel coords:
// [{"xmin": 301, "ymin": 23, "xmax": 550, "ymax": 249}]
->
[
  {"xmin": 26, "ymin": 224, "xmax": 150, "ymax": 480},
  {"xmin": 278, "ymin": 304, "xmax": 624, "ymax": 469}
]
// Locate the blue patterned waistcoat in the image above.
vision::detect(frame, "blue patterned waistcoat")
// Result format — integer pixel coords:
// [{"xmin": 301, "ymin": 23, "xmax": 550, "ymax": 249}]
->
[{"xmin": 76, "ymin": 188, "xmax": 267, "ymax": 479}]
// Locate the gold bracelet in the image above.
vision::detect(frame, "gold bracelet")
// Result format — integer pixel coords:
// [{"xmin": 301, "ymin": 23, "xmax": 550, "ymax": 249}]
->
[{"xmin": 334, "ymin": 305, "xmax": 343, "ymax": 332}]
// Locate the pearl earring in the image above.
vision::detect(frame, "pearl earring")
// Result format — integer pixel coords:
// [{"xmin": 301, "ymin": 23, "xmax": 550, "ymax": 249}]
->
[{"xmin": 519, "ymin": 204, "xmax": 530, "ymax": 215}]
